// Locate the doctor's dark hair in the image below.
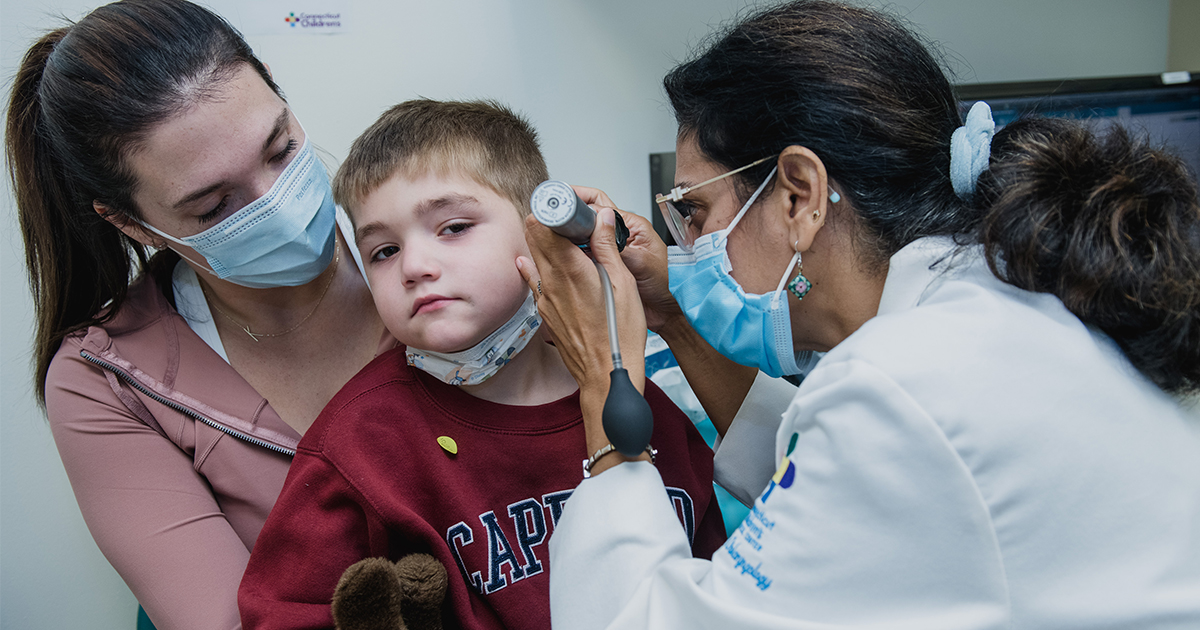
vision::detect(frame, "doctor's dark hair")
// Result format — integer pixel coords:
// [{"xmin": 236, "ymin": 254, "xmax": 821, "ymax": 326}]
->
[
  {"xmin": 663, "ymin": 0, "xmax": 963, "ymax": 269},
  {"xmin": 6, "ymin": 0, "xmax": 281, "ymax": 403},
  {"xmin": 665, "ymin": 0, "xmax": 1200, "ymax": 394},
  {"xmin": 975, "ymin": 118, "xmax": 1200, "ymax": 395}
]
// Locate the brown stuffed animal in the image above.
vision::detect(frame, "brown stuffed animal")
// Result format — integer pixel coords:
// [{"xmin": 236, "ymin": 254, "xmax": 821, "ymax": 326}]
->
[{"xmin": 331, "ymin": 554, "xmax": 448, "ymax": 630}]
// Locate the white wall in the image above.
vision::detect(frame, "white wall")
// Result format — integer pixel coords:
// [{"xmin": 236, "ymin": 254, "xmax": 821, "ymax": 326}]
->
[{"xmin": 0, "ymin": 1, "xmax": 1174, "ymax": 628}]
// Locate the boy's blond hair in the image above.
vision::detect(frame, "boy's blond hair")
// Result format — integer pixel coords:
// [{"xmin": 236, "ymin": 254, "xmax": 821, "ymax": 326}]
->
[{"xmin": 334, "ymin": 99, "xmax": 548, "ymax": 218}]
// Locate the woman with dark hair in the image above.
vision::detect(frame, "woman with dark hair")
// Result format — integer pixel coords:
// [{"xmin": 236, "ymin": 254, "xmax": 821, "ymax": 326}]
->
[
  {"xmin": 6, "ymin": 0, "xmax": 386, "ymax": 626},
  {"xmin": 520, "ymin": 1, "xmax": 1200, "ymax": 627}
]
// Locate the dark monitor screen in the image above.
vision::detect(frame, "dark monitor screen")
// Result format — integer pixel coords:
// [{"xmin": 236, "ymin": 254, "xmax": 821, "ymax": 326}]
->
[
  {"xmin": 958, "ymin": 73, "xmax": 1200, "ymax": 180},
  {"xmin": 649, "ymin": 72, "xmax": 1200, "ymax": 245}
]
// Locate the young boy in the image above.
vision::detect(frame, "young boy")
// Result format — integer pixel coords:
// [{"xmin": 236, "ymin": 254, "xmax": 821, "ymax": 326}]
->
[{"xmin": 237, "ymin": 100, "xmax": 725, "ymax": 630}]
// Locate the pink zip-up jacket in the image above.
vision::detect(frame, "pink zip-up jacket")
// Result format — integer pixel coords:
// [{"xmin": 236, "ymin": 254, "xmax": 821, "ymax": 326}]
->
[{"xmin": 44, "ymin": 273, "xmax": 388, "ymax": 630}]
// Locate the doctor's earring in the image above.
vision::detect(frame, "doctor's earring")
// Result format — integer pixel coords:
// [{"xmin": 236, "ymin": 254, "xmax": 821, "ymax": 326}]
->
[{"xmin": 787, "ymin": 245, "xmax": 813, "ymax": 300}]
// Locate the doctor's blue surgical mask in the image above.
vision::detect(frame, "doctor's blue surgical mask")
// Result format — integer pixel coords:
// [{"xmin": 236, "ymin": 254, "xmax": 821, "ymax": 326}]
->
[
  {"xmin": 665, "ymin": 165, "xmax": 823, "ymax": 377},
  {"xmin": 140, "ymin": 135, "xmax": 337, "ymax": 289}
]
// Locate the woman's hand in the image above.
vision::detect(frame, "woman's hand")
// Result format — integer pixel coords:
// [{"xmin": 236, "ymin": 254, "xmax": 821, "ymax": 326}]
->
[{"xmin": 571, "ymin": 186, "xmax": 684, "ymax": 333}]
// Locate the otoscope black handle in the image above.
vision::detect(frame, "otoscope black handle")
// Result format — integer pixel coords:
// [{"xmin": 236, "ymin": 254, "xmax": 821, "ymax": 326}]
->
[
  {"xmin": 602, "ymin": 368, "xmax": 655, "ymax": 456},
  {"xmin": 577, "ymin": 212, "xmax": 629, "ymax": 254},
  {"xmin": 611, "ymin": 213, "xmax": 630, "ymax": 252}
]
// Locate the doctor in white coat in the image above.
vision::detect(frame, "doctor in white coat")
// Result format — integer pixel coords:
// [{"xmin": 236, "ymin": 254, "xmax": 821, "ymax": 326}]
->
[{"xmin": 517, "ymin": 1, "xmax": 1200, "ymax": 628}]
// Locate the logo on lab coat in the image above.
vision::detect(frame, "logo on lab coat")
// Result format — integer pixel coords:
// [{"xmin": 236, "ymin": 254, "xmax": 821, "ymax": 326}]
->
[{"xmin": 761, "ymin": 458, "xmax": 795, "ymax": 503}]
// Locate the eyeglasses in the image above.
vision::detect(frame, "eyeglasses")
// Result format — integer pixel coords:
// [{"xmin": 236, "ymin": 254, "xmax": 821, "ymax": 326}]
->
[{"xmin": 655, "ymin": 156, "xmax": 774, "ymax": 252}]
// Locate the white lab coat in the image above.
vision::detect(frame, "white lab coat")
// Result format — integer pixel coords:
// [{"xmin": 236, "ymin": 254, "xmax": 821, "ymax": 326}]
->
[{"xmin": 549, "ymin": 237, "xmax": 1200, "ymax": 630}]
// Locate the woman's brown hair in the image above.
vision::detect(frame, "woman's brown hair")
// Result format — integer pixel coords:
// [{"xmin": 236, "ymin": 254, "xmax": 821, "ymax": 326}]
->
[{"xmin": 6, "ymin": 0, "xmax": 280, "ymax": 403}]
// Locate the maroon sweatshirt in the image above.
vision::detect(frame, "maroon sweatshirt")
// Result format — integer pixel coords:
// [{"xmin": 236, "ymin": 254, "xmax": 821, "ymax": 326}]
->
[{"xmin": 239, "ymin": 347, "xmax": 725, "ymax": 630}]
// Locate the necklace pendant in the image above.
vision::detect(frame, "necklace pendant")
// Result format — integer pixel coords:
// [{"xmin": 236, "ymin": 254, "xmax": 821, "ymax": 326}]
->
[{"xmin": 203, "ymin": 239, "xmax": 339, "ymax": 343}]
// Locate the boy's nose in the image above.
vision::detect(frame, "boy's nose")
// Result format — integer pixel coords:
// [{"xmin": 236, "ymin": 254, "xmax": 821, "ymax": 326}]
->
[{"xmin": 401, "ymin": 244, "xmax": 441, "ymax": 285}]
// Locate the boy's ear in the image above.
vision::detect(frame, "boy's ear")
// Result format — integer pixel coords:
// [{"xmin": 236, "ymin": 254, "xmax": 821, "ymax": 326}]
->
[
  {"xmin": 773, "ymin": 146, "xmax": 830, "ymax": 253},
  {"xmin": 94, "ymin": 202, "xmax": 163, "ymax": 248}
]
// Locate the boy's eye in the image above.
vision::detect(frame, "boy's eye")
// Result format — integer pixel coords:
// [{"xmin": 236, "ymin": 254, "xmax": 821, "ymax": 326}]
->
[
  {"xmin": 440, "ymin": 222, "xmax": 473, "ymax": 236},
  {"xmin": 372, "ymin": 245, "xmax": 399, "ymax": 262}
]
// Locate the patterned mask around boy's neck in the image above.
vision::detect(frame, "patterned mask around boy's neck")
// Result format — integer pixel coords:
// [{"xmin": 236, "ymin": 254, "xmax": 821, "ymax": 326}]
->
[{"xmin": 404, "ymin": 291, "xmax": 541, "ymax": 386}]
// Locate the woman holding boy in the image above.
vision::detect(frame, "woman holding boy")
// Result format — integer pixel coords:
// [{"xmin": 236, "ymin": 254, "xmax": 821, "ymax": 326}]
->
[
  {"xmin": 8, "ymin": 0, "xmax": 385, "ymax": 626},
  {"xmin": 8, "ymin": 4, "xmax": 724, "ymax": 628}
]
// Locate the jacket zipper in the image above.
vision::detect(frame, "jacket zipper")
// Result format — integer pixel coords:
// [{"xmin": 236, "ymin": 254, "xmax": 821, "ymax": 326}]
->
[{"xmin": 81, "ymin": 351, "xmax": 296, "ymax": 456}]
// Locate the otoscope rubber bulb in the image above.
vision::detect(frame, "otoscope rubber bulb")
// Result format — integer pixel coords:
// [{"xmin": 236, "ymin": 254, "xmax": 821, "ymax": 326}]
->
[{"xmin": 602, "ymin": 368, "xmax": 654, "ymax": 456}]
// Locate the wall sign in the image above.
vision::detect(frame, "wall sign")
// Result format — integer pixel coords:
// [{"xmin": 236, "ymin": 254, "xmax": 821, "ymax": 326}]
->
[{"xmin": 205, "ymin": 0, "xmax": 350, "ymax": 36}]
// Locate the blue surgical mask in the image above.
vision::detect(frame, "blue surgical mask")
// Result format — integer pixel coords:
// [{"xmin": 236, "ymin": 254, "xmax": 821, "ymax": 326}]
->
[
  {"xmin": 141, "ymin": 135, "xmax": 337, "ymax": 289},
  {"xmin": 667, "ymin": 166, "xmax": 816, "ymax": 377}
]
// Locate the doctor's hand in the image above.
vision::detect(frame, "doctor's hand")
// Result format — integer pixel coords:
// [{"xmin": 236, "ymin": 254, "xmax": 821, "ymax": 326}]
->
[
  {"xmin": 570, "ymin": 188, "xmax": 758, "ymax": 438},
  {"xmin": 518, "ymin": 206, "xmax": 647, "ymax": 448},
  {"xmin": 571, "ymin": 186, "xmax": 683, "ymax": 333}
]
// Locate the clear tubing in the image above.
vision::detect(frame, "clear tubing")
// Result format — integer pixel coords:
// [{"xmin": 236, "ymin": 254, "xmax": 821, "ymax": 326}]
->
[{"xmin": 593, "ymin": 260, "xmax": 622, "ymax": 370}]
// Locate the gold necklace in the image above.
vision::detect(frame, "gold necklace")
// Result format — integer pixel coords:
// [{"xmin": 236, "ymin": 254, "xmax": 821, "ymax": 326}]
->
[{"xmin": 202, "ymin": 240, "xmax": 340, "ymax": 342}]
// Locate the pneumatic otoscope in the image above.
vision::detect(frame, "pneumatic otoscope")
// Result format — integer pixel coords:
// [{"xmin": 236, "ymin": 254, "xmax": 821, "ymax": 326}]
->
[{"xmin": 529, "ymin": 181, "xmax": 653, "ymax": 457}]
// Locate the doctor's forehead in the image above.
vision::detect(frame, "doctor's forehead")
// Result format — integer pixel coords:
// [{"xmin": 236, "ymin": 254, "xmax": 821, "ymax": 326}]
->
[{"xmin": 673, "ymin": 136, "xmax": 729, "ymax": 190}]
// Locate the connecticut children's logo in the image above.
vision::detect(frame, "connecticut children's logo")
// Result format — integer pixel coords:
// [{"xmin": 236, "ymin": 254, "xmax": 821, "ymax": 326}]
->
[{"xmin": 282, "ymin": 11, "xmax": 343, "ymax": 29}]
